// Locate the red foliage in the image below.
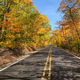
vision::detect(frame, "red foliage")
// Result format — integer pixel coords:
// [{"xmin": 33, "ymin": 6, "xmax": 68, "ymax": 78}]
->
[
  {"xmin": 8, "ymin": 27, "xmax": 17, "ymax": 31},
  {"xmin": 26, "ymin": 11, "xmax": 30, "ymax": 14},
  {"xmin": 62, "ymin": 41, "xmax": 67, "ymax": 45},
  {"xmin": 7, "ymin": 27, "xmax": 25, "ymax": 32},
  {"xmin": 4, "ymin": 13, "xmax": 11, "ymax": 18},
  {"xmin": 1, "ymin": 21, "xmax": 10, "ymax": 26},
  {"xmin": 1, "ymin": 21, "xmax": 9, "ymax": 25},
  {"xmin": 7, "ymin": 15, "xmax": 12, "ymax": 18}
]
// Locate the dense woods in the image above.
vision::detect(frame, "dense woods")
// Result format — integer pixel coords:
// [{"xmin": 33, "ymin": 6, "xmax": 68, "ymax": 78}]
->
[
  {"xmin": 0, "ymin": 0, "xmax": 51, "ymax": 53},
  {"xmin": 0, "ymin": 0, "xmax": 80, "ymax": 57},
  {"xmin": 51, "ymin": 0, "xmax": 80, "ymax": 54}
]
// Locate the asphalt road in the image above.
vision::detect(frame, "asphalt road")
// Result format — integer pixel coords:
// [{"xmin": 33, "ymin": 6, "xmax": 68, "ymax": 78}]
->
[{"xmin": 0, "ymin": 45, "xmax": 80, "ymax": 80}]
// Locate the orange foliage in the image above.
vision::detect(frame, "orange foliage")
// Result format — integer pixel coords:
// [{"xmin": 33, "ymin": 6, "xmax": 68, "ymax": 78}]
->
[{"xmin": 26, "ymin": 11, "xmax": 30, "ymax": 14}]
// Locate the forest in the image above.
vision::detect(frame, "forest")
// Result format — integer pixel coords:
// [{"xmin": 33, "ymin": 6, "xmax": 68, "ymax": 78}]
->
[
  {"xmin": 0, "ymin": 0, "xmax": 80, "ymax": 56},
  {"xmin": 0, "ymin": 0, "xmax": 51, "ymax": 54},
  {"xmin": 51, "ymin": 0, "xmax": 80, "ymax": 54}
]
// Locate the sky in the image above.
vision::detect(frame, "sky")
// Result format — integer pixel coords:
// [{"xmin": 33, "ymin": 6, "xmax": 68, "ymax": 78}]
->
[{"xmin": 32, "ymin": 0, "xmax": 63, "ymax": 31}]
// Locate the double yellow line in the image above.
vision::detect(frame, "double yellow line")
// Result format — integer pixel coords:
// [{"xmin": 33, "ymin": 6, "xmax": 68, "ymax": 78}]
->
[{"xmin": 41, "ymin": 47, "xmax": 52, "ymax": 80}]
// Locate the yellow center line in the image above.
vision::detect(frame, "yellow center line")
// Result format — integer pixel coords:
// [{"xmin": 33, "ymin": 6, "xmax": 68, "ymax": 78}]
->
[
  {"xmin": 48, "ymin": 54, "xmax": 52, "ymax": 80},
  {"xmin": 41, "ymin": 47, "xmax": 52, "ymax": 80}
]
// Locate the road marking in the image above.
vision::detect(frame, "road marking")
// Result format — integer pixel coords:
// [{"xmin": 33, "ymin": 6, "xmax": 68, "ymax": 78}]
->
[
  {"xmin": 53, "ymin": 46, "xmax": 80, "ymax": 59},
  {"xmin": 0, "ymin": 47, "xmax": 47, "ymax": 72},
  {"xmin": 0, "ymin": 55, "xmax": 30, "ymax": 72},
  {"xmin": 48, "ymin": 54, "xmax": 52, "ymax": 80},
  {"xmin": 41, "ymin": 47, "xmax": 52, "ymax": 80}
]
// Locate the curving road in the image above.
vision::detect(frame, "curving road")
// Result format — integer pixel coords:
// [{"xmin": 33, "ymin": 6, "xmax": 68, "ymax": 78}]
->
[{"xmin": 0, "ymin": 45, "xmax": 80, "ymax": 80}]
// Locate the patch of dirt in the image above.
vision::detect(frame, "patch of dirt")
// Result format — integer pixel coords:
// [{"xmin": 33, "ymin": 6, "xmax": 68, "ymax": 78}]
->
[
  {"xmin": 0, "ymin": 47, "xmax": 30, "ymax": 70},
  {"xmin": 0, "ymin": 46, "xmax": 42, "ymax": 70}
]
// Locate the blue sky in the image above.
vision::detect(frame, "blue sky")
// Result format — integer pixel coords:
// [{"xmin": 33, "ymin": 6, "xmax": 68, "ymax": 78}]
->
[{"xmin": 32, "ymin": 0, "xmax": 63, "ymax": 31}]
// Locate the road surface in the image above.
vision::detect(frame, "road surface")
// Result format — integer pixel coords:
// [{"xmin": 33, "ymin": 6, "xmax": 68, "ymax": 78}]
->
[{"xmin": 0, "ymin": 45, "xmax": 80, "ymax": 80}]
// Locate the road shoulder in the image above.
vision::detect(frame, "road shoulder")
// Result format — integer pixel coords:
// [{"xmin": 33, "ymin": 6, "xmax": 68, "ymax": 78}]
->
[{"xmin": 0, "ymin": 47, "xmax": 46, "ymax": 72}]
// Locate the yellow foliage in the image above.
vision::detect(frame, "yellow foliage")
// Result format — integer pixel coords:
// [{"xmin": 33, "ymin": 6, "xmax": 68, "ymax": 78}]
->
[
  {"xmin": 0, "ymin": 0, "xmax": 51, "ymax": 50},
  {"xmin": 13, "ymin": 0, "xmax": 19, "ymax": 3}
]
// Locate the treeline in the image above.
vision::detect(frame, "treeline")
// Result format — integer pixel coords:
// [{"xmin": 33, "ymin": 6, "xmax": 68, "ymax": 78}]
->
[
  {"xmin": 0, "ymin": 0, "xmax": 51, "ymax": 51},
  {"xmin": 52, "ymin": 0, "xmax": 80, "ymax": 54}
]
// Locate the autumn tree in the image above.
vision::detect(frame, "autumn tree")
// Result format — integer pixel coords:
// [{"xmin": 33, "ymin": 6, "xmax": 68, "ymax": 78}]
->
[
  {"xmin": 0, "ymin": 0, "xmax": 51, "ymax": 53},
  {"xmin": 52, "ymin": 0, "xmax": 80, "ymax": 54}
]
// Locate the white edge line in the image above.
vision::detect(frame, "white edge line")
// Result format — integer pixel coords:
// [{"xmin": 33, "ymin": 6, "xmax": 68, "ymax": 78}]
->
[
  {"xmin": 0, "ymin": 55, "xmax": 30, "ymax": 72},
  {"xmin": 64, "ymin": 50, "xmax": 80, "ymax": 59},
  {"xmin": 0, "ymin": 51, "xmax": 39, "ymax": 72},
  {"xmin": 53, "ymin": 46, "xmax": 80, "ymax": 59},
  {"xmin": 0, "ymin": 47, "xmax": 46, "ymax": 72}
]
